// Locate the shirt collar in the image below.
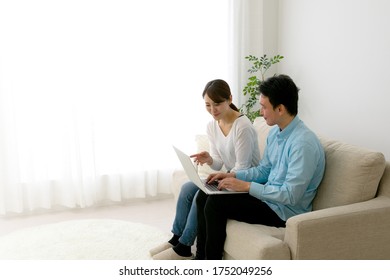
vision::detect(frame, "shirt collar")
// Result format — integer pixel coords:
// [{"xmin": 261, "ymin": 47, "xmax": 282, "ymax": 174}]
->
[{"xmin": 278, "ymin": 115, "xmax": 300, "ymax": 139}]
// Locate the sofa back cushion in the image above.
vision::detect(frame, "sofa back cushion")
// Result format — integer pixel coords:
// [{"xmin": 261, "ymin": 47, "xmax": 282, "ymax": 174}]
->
[
  {"xmin": 195, "ymin": 119, "xmax": 386, "ymax": 211},
  {"xmin": 252, "ymin": 117, "xmax": 272, "ymax": 159},
  {"xmin": 313, "ymin": 137, "xmax": 386, "ymax": 210}
]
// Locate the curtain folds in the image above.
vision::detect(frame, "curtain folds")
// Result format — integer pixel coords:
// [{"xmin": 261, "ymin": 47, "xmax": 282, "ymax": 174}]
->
[
  {"xmin": 0, "ymin": 0, "xmax": 263, "ymax": 215},
  {"xmin": 229, "ymin": 0, "xmax": 265, "ymax": 108}
]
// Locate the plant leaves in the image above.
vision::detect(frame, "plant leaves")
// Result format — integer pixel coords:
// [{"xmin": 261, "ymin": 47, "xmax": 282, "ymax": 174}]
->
[{"xmin": 242, "ymin": 54, "xmax": 283, "ymax": 122}]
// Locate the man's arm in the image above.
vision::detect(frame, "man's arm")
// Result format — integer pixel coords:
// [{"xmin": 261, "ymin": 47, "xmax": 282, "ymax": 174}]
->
[{"xmin": 249, "ymin": 141, "xmax": 321, "ymax": 206}]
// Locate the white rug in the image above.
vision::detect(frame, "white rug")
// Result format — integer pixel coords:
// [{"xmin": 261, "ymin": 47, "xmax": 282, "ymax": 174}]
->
[{"xmin": 0, "ymin": 219, "xmax": 171, "ymax": 260}]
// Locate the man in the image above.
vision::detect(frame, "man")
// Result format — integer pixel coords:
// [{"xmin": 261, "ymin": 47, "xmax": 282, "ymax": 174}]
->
[{"xmin": 195, "ymin": 74, "xmax": 326, "ymax": 260}]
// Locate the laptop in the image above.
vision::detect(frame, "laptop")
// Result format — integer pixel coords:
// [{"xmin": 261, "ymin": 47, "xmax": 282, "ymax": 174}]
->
[{"xmin": 172, "ymin": 146, "xmax": 248, "ymax": 195}]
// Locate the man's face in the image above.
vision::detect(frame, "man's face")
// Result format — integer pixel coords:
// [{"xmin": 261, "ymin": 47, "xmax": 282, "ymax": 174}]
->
[{"xmin": 260, "ymin": 94, "xmax": 279, "ymax": 126}]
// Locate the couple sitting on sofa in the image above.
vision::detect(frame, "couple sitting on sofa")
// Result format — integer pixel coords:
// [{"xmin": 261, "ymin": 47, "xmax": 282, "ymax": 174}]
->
[{"xmin": 150, "ymin": 74, "xmax": 325, "ymax": 260}]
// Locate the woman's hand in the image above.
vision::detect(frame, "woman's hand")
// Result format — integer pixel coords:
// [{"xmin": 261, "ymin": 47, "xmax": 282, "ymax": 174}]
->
[{"xmin": 190, "ymin": 151, "xmax": 213, "ymax": 166}]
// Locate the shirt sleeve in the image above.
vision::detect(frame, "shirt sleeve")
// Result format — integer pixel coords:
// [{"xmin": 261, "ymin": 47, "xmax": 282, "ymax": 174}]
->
[
  {"xmin": 235, "ymin": 142, "xmax": 271, "ymax": 183},
  {"xmin": 249, "ymin": 140, "xmax": 321, "ymax": 206}
]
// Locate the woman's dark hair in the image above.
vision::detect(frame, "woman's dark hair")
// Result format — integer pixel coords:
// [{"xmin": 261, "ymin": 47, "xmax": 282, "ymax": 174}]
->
[
  {"xmin": 202, "ymin": 79, "xmax": 239, "ymax": 112},
  {"xmin": 259, "ymin": 74, "xmax": 299, "ymax": 116}
]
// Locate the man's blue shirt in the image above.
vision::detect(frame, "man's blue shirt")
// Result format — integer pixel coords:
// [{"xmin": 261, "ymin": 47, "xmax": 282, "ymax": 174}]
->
[{"xmin": 235, "ymin": 116, "xmax": 325, "ymax": 221}]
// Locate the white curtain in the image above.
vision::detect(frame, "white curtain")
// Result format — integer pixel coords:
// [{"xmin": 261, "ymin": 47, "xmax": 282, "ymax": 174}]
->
[
  {"xmin": 0, "ymin": 0, "xmax": 264, "ymax": 215},
  {"xmin": 229, "ymin": 0, "xmax": 267, "ymax": 107}
]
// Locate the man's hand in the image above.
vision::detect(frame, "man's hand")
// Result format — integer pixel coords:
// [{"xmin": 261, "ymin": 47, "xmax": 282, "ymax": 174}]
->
[
  {"xmin": 218, "ymin": 177, "xmax": 251, "ymax": 192},
  {"xmin": 206, "ymin": 172, "xmax": 251, "ymax": 192},
  {"xmin": 206, "ymin": 172, "xmax": 234, "ymax": 183}
]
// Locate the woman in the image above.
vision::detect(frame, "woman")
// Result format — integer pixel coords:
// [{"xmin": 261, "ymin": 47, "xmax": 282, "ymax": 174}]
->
[{"xmin": 150, "ymin": 79, "xmax": 260, "ymax": 260}]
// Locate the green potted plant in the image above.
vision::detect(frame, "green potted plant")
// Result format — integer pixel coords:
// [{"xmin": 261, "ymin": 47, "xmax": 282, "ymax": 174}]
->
[{"xmin": 240, "ymin": 54, "xmax": 284, "ymax": 122}]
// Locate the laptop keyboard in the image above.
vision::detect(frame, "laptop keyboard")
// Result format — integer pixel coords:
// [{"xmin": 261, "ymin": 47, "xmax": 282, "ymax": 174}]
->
[{"xmin": 204, "ymin": 180, "xmax": 220, "ymax": 192}]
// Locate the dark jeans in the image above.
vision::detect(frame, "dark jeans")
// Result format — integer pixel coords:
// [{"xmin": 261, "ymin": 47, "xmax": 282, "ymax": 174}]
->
[{"xmin": 196, "ymin": 190, "xmax": 286, "ymax": 260}]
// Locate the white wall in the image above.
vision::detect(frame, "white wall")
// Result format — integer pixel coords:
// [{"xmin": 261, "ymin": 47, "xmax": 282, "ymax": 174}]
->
[{"xmin": 278, "ymin": 0, "xmax": 390, "ymax": 159}]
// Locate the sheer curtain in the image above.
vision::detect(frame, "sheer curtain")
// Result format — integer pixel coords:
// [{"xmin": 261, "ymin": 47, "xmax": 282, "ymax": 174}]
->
[
  {"xmin": 0, "ymin": 0, "xmax": 265, "ymax": 215},
  {"xmin": 229, "ymin": 0, "xmax": 266, "ymax": 107}
]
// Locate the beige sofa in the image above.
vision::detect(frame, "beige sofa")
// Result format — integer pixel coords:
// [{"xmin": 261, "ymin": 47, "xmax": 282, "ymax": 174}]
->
[{"xmin": 171, "ymin": 117, "xmax": 390, "ymax": 259}]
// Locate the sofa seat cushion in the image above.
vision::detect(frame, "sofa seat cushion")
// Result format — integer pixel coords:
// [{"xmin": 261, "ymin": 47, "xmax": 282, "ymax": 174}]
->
[
  {"xmin": 224, "ymin": 220, "xmax": 289, "ymax": 259},
  {"xmin": 313, "ymin": 138, "xmax": 386, "ymax": 210}
]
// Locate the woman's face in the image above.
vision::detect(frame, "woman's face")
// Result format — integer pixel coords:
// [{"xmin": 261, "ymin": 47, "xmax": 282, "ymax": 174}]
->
[{"xmin": 204, "ymin": 94, "xmax": 230, "ymax": 121}]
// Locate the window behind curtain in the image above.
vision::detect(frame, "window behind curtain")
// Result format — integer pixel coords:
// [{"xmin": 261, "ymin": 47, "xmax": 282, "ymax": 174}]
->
[{"xmin": 0, "ymin": 0, "xmax": 231, "ymax": 214}]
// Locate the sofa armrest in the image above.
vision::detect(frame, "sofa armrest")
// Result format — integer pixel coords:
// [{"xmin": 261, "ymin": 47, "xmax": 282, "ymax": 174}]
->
[{"xmin": 284, "ymin": 196, "xmax": 390, "ymax": 259}]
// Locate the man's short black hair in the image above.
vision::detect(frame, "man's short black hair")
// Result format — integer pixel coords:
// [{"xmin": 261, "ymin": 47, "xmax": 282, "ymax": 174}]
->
[{"xmin": 259, "ymin": 74, "xmax": 299, "ymax": 116}]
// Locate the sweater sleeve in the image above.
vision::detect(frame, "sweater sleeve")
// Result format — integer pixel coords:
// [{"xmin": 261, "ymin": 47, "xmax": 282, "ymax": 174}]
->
[
  {"xmin": 206, "ymin": 122, "xmax": 224, "ymax": 171},
  {"xmin": 230, "ymin": 124, "xmax": 259, "ymax": 172}
]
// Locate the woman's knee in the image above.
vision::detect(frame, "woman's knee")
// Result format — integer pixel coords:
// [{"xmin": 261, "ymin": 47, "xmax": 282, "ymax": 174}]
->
[{"xmin": 179, "ymin": 181, "xmax": 198, "ymax": 201}]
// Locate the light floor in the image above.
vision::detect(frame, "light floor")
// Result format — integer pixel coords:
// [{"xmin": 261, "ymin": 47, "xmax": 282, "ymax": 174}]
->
[{"xmin": 0, "ymin": 197, "xmax": 176, "ymax": 237}]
